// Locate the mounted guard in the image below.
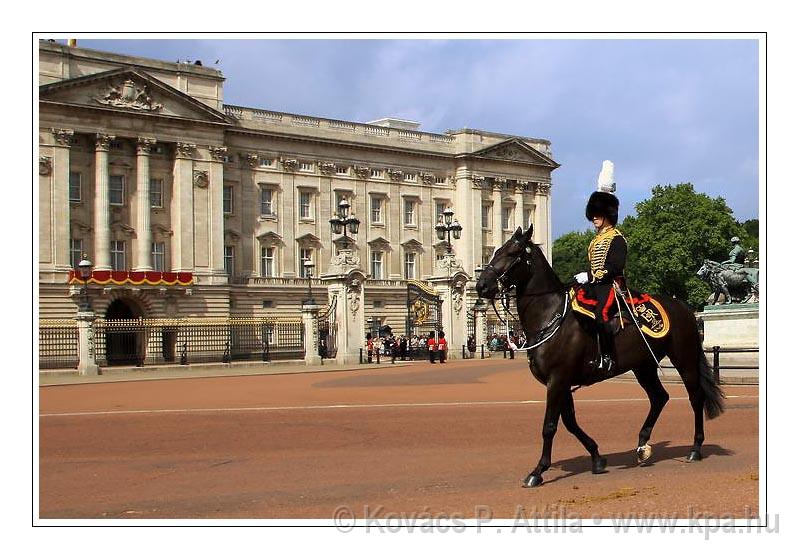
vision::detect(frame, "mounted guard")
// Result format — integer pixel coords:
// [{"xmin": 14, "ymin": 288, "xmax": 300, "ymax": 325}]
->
[{"xmin": 573, "ymin": 160, "xmax": 627, "ymax": 375}]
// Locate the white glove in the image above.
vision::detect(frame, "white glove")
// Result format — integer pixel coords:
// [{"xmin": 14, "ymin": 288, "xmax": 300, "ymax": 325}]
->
[{"xmin": 574, "ymin": 272, "xmax": 589, "ymax": 284}]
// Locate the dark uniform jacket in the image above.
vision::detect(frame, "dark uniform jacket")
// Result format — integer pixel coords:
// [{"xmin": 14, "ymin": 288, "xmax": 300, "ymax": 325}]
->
[{"xmin": 586, "ymin": 227, "xmax": 627, "ymax": 323}]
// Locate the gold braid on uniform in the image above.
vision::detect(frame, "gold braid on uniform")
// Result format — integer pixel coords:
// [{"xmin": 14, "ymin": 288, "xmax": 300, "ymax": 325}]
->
[{"xmin": 588, "ymin": 227, "xmax": 624, "ymax": 281}]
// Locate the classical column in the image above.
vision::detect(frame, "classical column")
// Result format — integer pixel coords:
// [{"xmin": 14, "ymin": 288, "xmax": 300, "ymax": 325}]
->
[
  {"xmin": 171, "ymin": 142, "xmax": 196, "ymax": 272},
  {"xmin": 50, "ymin": 128, "xmax": 74, "ymax": 270},
  {"xmin": 135, "ymin": 137, "xmax": 156, "ymax": 271},
  {"xmin": 93, "ymin": 133, "xmax": 115, "ymax": 271},
  {"xmin": 492, "ymin": 183, "xmax": 503, "ymax": 247},
  {"xmin": 208, "ymin": 146, "xmax": 227, "ymax": 278},
  {"xmin": 535, "ymin": 183, "xmax": 552, "ymax": 261},
  {"xmin": 514, "ymin": 185, "xmax": 525, "ymax": 232}
]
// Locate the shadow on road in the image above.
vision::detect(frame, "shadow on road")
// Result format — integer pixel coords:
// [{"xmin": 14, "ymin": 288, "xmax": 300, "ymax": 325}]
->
[{"xmin": 544, "ymin": 441, "xmax": 735, "ymax": 484}]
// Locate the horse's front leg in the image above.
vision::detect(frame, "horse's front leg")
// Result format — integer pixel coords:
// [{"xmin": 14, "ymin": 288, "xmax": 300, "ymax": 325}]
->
[{"xmin": 523, "ymin": 385, "xmax": 567, "ymax": 488}]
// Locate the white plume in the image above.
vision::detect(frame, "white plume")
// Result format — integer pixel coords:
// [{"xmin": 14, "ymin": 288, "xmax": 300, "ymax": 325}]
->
[{"xmin": 596, "ymin": 160, "xmax": 616, "ymax": 193}]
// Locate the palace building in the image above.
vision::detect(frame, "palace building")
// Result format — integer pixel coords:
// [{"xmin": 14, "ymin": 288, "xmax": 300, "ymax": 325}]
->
[{"xmin": 38, "ymin": 40, "xmax": 558, "ymax": 335}]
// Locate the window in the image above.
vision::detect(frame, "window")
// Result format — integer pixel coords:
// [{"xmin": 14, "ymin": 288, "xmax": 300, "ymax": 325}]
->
[
  {"xmin": 299, "ymin": 191, "xmax": 312, "ymax": 219},
  {"xmin": 260, "ymin": 188, "xmax": 275, "ymax": 216},
  {"xmin": 502, "ymin": 207, "xmax": 512, "ymax": 230},
  {"xmin": 435, "ymin": 176, "xmax": 447, "ymax": 185},
  {"xmin": 482, "ymin": 249, "xmax": 493, "ymax": 265},
  {"xmin": 69, "ymin": 172, "xmax": 81, "ymax": 202},
  {"xmin": 150, "ymin": 178, "xmax": 163, "ymax": 208},
  {"xmin": 259, "ymin": 156, "xmax": 274, "ymax": 167},
  {"xmin": 299, "ymin": 161, "xmax": 314, "ymax": 172},
  {"xmin": 223, "ymin": 186, "xmax": 233, "ymax": 214},
  {"xmin": 371, "ymin": 251, "xmax": 383, "ymax": 279},
  {"xmin": 151, "ymin": 242, "xmax": 165, "ymax": 272},
  {"xmin": 371, "ymin": 196, "xmax": 382, "ymax": 223},
  {"xmin": 403, "ymin": 172, "xmax": 416, "ymax": 182},
  {"xmin": 370, "ymin": 169, "xmax": 384, "ymax": 179},
  {"xmin": 435, "ymin": 201, "xmax": 446, "ymax": 223},
  {"xmin": 111, "ymin": 240, "xmax": 126, "ymax": 270},
  {"xmin": 262, "ymin": 300, "xmax": 274, "ymax": 309},
  {"xmin": 403, "ymin": 200, "xmax": 416, "ymax": 226},
  {"xmin": 336, "ymin": 165, "xmax": 349, "ymax": 175},
  {"xmin": 109, "ymin": 175, "xmax": 125, "ymax": 205},
  {"xmin": 404, "ymin": 252, "xmax": 416, "ymax": 279},
  {"xmin": 481, "ymin": 204, "xmax": 491, "ymax": 229},
  {"xmin": 70, "ymin": 239, "xmax": 83, "ymax": 269},
  {"xmin": 261, "ymin": 246, "xmax": 276, "ymax": 277},
  {"xmin": 224, "ymin": 246, "xmax": 235, "ymax": 276},
  {"xmin": 299, "ymin": 248, "xmax": 313, "ymax": 278}
]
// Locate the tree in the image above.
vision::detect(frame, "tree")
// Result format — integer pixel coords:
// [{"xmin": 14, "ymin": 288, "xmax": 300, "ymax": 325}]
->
[
  {"xmin": 551, "ymin": 183, "xmax": 749, "ymax": 311},
  {"xmin": 622, "ymin": 183, "xmax": 746, "ymax": 310},
  {"xmin": 552, "ymin": 229, "xmax": 595, "ymax": 282}
]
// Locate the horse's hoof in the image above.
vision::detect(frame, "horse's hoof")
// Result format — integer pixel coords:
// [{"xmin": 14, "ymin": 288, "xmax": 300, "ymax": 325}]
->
[
  {"xmin": 592, "ymin": 456, "xmax": 608, "ymax": 474},
  {"xmin": 636, "ymin": 444, "xmax": 653, "ymax": 465},
  {"xmin": 687, "ymin": 450, "xmax": 702, "ymax": 462},
  {"xmin": 522, "ymin": 472, "xmax": 544, "ymax": 488}
]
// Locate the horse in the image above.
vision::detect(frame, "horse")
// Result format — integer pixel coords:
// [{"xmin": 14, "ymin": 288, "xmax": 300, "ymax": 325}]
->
[
  {"xmin": 697, "ymin": 259, "xmax": 758, "ymax": 304},
  {"xmin": 475, "ymin": 225, "xmax": 725, "ymax": 488}
]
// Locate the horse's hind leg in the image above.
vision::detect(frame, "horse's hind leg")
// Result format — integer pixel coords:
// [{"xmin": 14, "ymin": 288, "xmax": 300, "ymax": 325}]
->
[
  {"xmin": 561, "ymin": 390, "xmax": 607, "ymax": 474},
  {"xmin": 632, "ymin": 363, "xmax": 670, "ymax": 464}
]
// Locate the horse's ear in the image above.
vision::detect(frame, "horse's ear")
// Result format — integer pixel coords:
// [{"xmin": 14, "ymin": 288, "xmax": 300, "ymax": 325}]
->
[
  {"xmin": 514, "ymin": 226, "xmax": 522, "ymax": 238},
  {"xmin": 524, "ymin": 223, "xmax": 534, "ymax": 241}
]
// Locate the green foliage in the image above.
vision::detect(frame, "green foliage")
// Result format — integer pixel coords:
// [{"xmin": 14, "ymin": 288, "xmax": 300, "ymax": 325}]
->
[
  {"xmin": 739, "ymin": 218, "xmax": 759, "ymax": 263},
  {"xmin": 552, "ymin": 229, "xmax": 595, "ymax": 282},
  {"xmin": 552, "ymin": 183, "xmax": 749, "ymax": 311}
]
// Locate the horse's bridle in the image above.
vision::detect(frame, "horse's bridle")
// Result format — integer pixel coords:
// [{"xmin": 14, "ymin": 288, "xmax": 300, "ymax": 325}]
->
[{"xmin": 482, "ymin": 239, "xmax": 533, "ymax": 298}]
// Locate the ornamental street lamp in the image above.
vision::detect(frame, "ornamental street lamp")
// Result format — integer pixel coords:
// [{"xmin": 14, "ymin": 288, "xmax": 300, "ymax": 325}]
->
[
  {"xmin": 77, "ymin": 256, "xmax": 93, "ymax": 312},
  {"xmin": 329, "ymin": 198, "xmax": 361, "ymax": 251},
  {"xmin": 435, "ymin": 207, "xmax": 462, "ymax": 254},
  {"xmin": 303, "ymin": 259, "xmax": 315, "ymax": 305}
]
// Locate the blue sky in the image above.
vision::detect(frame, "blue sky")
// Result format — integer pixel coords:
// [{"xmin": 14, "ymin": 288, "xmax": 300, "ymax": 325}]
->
[{"xmin": 70, "ymin": 38, "xmax": 759, "ymax": 238}]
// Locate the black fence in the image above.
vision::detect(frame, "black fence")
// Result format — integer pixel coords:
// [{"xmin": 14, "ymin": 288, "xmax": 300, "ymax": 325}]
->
[
  {"xmin": 94, "ymin": 318, "xmax": 304, "ymax": 367},
  {"xmin": 39, "ymin": 321, "xmax": 79, "ymax": 370}
]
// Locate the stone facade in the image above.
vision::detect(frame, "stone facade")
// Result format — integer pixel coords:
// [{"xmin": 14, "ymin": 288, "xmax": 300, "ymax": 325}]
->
[{"xmin": 38, "ymin": 40, "xmax": 559, "ymax": 336}]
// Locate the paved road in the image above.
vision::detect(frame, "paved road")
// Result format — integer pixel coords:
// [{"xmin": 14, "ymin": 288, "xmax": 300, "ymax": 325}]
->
[{"xmin": 39, "ymin": 359, "xmax": 759, "ymax": 520}]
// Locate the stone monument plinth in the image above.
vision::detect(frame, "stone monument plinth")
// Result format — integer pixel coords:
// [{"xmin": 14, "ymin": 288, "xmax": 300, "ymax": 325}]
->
[{"xmin": 697, "ymin": 303, "xmax": 759, "ymax": 349}]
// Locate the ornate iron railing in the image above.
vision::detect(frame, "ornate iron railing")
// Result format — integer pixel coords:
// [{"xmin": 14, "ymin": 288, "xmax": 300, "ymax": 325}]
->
[
  {"xmin": 39, "ymin": 320, "xmax": 79, "ymax": 369},
  {"xmin": 93, "ymin": 317, "xmax": 304, "ymax": 367}
]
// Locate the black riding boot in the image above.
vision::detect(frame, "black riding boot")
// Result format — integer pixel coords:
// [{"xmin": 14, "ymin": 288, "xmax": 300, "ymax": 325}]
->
[{"xmin": 591, "ymin": 323, "xmax": 616, "ymax": 376}]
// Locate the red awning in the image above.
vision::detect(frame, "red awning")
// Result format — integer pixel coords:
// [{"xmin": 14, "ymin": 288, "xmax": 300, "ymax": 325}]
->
[{"xmin": 68, "ymin": 270, "xmax": 193, "ymax": 286}]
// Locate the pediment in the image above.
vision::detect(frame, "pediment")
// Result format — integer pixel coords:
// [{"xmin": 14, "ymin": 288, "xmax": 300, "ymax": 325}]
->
[
  {"xmin": 39, "ymin": 67, "xmax": 230, "ymax": 124},
  {"xmin": 368, "ymin": 236, "xmax": 392, "ymax": 248},
  {"xmin": 470, "ymin": 138, "xmax": 559, "ymax": 168},
  {"xmin": 257, "ymin": 231, "xmax": 284, "ymax": 245},
  {"xmin": 401, "ymin": 238, "xmax": 424, "ymax": 250},
  {"xmin": 296, "ymin": 233, "xmax": 322, "ymax": 247}
]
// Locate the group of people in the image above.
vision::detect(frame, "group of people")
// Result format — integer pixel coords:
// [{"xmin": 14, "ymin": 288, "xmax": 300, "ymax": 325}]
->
[
  {"xmin": 365, "ymin": 331, "xmax": 449, "ymax": 364},
  {"xmin": 486, "ymin": 332, "xmax": 526, "ymax": 357}
]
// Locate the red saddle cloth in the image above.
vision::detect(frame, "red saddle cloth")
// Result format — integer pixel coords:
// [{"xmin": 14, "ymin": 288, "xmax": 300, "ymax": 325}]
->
[{"xmin": 570, "ymin": 286, "xmax": 670, "ymax": 339}]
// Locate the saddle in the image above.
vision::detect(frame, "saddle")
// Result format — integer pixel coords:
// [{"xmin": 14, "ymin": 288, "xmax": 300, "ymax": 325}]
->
[{"xmin": 569, "ymin": 286, "xmax": 670, "ymax": 339}]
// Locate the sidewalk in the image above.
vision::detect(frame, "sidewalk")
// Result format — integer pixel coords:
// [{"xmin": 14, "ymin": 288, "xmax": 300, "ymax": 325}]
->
[{"xmin": 39, "ymin": 359, "xmax": 415, "ymax": 387}]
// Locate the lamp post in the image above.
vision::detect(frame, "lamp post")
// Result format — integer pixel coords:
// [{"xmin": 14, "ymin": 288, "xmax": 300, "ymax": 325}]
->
[
  {"xmin": 303, "ymin": 259, "xmax": 315, "ymax": 305},
  {"xmin": 434, "ymin": 207, "xmax": 462, "ymax": 254},
  {"xmin": 77, "ymin": 256, "xmax": 93, "ymax": 312},
  {"xmin": 329, "ymin": 198, "xmax": 361, "ymax": 252}
]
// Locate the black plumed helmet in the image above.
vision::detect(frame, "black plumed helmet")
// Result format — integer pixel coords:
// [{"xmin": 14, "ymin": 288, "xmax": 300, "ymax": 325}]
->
[{"xmin": 585, "ymin": 191, "xmax": 619, "ymax": 226}]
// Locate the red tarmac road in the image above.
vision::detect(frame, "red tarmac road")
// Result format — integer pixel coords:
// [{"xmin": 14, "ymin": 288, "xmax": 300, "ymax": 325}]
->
[{"xmin": 39, "ymin": 359, "xmax": 759, "ymax": 520}]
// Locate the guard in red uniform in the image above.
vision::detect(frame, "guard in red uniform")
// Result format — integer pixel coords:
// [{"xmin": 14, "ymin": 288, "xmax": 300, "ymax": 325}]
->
[{"xmin": 438, "ymin": 331, "xmax": 447, "ymax": 363}]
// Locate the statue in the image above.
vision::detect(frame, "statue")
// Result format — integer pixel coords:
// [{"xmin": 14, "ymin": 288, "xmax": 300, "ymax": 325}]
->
[{"xmin": 697, "ymin": 257, "xmax": 758, "ymax": 305}]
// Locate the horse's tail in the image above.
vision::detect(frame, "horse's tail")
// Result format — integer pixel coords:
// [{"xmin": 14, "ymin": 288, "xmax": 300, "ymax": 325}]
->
[{"xmin": 697, "ymin": 336, "xmax": 725, "ymax": 419}]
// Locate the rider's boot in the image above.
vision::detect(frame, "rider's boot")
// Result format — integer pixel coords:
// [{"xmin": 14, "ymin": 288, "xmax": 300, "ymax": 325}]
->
[{"xmin": 590, "ymin": 323, "xmax": 616, "ymax": 377}]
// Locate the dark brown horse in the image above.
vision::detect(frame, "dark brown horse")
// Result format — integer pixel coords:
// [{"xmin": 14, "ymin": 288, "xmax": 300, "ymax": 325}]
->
[{"xmin": 475, "ymin": 225, "xmax": 725, "ymax": 487}]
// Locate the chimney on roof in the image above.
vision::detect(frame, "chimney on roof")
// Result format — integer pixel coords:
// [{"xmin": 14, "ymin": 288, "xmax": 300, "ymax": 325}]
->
[{"xmin": 366, "ymin": 117, "xmax": 421, "ymax": 131}]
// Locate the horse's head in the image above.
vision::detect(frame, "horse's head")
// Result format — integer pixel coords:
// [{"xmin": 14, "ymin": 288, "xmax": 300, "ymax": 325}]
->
[{"xmin": 476, "ymin": 224, "xmax": 535, "ymax": 300}]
